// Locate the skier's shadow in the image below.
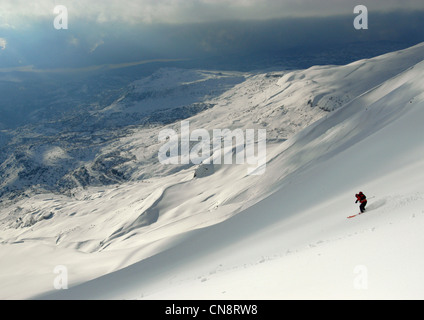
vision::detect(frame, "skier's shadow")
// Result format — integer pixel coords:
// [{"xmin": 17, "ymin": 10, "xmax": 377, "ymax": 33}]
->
[{"xmin": 366, "ymin": 198, "xmax": 386, "ymax": 211}]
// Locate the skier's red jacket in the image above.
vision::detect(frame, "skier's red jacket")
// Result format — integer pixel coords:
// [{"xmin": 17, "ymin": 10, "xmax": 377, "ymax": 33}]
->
[{"xmin": 355, "ymin": 192, "xmax": 367, "ymax": 204}]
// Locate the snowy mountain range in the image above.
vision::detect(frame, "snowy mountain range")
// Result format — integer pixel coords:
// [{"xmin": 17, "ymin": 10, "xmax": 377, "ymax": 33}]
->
[{"xmin": 1, "ymin": 43, "xmax": 424, "ymax": 299}]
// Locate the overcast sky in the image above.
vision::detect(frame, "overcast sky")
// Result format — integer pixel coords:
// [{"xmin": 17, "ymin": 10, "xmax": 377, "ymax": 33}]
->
[
  {"xmin": 0, "ymin": 1, "xmax": 423, "ymax": 71},
  {"xmin": 1, "ymin": 0, "xmax": 424, "ymax": 27}
]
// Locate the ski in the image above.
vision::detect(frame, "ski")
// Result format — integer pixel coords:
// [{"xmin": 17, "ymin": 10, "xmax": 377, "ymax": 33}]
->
[{"xmin": 347, "ymin": 213, "xmax": 363, "ymax": 219}]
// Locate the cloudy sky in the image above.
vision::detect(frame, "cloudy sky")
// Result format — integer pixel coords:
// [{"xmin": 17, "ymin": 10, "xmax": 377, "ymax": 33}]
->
[
  {"xmin": 0, "ymin": 0, "xmax": 423, "ymax": 70},
  {"xmin": 1, "ymin": 0, "xmax": 424, "ymax": 26}
]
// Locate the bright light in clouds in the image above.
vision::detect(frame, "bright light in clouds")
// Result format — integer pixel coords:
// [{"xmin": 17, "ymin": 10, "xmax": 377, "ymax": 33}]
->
[
  {"xmin": 89, "ymin": 40, "xmax": 105, "ymax": 54},
  {"xmin": 1, "ymin": 0, "xmax": 424, "ymax": 27},
  {"xmin": 0, "ymin": 38, "xmax": 6, "ymax": 50}
]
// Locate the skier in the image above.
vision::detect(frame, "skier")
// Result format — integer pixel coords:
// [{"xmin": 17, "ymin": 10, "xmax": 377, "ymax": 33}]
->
[{"xmin": 355, "ymin": 191, "xmax": 367, "ymax": 213}]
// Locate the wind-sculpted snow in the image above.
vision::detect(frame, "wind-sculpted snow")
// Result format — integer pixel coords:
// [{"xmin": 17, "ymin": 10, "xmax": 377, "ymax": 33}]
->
[{"xmin": 1, "ymin": 43, "xmax": 424, "ymax": 299}]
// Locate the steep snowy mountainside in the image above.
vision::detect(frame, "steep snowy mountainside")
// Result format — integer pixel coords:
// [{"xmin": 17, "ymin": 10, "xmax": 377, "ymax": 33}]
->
[
  {"xmin": 3, "ymin": 43, "xmax": 424, "ymax": 205},
  {"xmin": 0, "ymin": 43, "xmax": 424, "ymax": 299},
  {"xmin": 275, "ymin": 42, "xmax": 424, "ymax": 112},
  {"xmin": 38, "ymin": 45, "xmax": 424, "ymax": 300}
]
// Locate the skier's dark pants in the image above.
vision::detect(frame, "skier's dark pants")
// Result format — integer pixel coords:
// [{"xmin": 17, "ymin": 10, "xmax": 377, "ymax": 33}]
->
[{"xmin": 360, "ymin": 201, "xmax": 367, "ymax": 213}]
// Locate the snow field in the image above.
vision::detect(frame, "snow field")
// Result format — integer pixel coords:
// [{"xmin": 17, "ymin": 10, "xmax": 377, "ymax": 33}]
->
[{"xmin": 1, "ymin": 43, "xmax": 424, "ymax": 299}]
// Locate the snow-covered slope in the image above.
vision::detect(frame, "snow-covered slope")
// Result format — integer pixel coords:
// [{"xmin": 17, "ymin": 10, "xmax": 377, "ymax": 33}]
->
[{"xmin": 1, "ymin": 43, "xmax": 424, "ymax": 300}]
